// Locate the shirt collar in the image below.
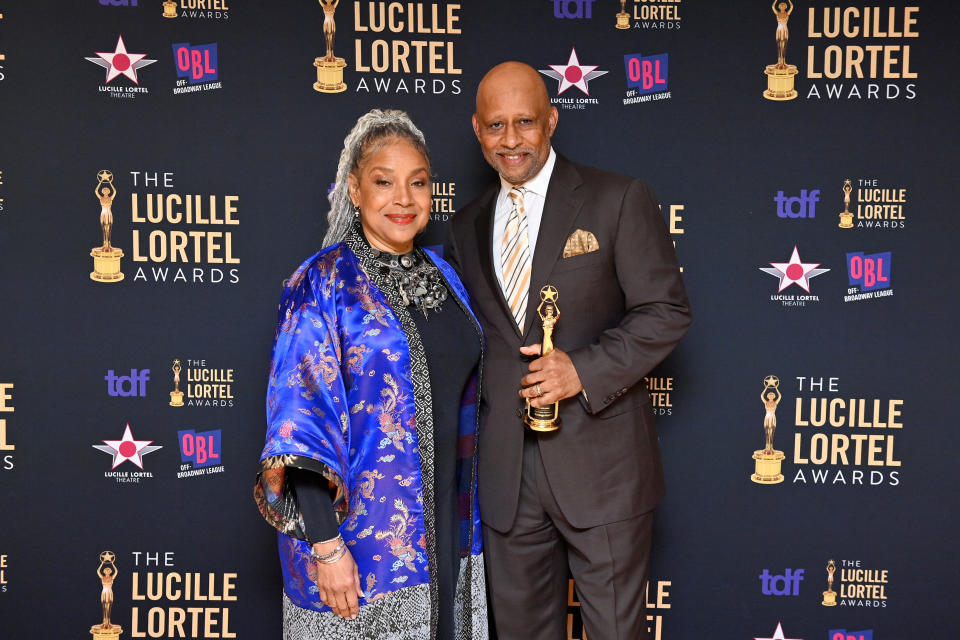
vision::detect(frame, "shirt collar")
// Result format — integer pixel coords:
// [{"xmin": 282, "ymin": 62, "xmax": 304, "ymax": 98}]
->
[{"xmin": 498, "ymin": 147, "xmax": 557, "ymax": 199}]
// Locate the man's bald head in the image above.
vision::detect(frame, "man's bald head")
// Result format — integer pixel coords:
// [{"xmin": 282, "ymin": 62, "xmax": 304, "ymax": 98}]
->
[
  {"xmin": 475, "ymin": 62, "xmax": 551, "ymax": 114},
  {"xmin": 472, "ymin": 62, "xmax": 558, "ymax": 184}
]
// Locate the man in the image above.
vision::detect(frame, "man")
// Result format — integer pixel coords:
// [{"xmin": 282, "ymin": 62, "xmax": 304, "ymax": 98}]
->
[{"xmin": 445, "ymin": 62, "xmax": 691, "ymax": 640}]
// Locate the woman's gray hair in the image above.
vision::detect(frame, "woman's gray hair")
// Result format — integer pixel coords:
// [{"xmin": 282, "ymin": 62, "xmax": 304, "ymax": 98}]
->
[{"xmin": 322, "ymin": 109, "xmax": 430, "ymax": 248}]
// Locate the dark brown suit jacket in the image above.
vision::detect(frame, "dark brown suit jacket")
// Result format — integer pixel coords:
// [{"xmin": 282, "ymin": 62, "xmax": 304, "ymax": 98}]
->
[{"xmin": 446, "ymin": 155, "xmax": 691, "ymax": 532}]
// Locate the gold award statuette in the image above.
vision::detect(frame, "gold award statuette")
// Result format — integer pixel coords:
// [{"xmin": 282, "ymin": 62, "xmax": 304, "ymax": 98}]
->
[
  {"xmin": 838, "ymin": 179, "xmax": 854, "ymax": 229},
  {"xmin": 162, "ymin": 0, "xmax": 178, "ymax": 19},
  {"xmin": 314, "ymin": 0, "xmax": 347, "ymax": 93},
  {"xmin": 90, "ymin": 170, "xmax": 124, "ymax": 283},
  {"xmin": 170, "ymin": 359, "xmax": 185, "ymax": 407},
  {"xmin": 525, "ymin": 286, "xmax": 562, "ymax": 432},
  {"xmin": 763, "ymin": 0, "xmax": 798, "ymax": 101},
  {"xmin": 822, "ymin": 559, "xmax": 838, "ymax": 606},
  {"xmin": 615, "ymin": 0, "xmax": 630, "ymax": 29},
  {"xmin": 751, "ymin": 374, "xmax": 785, "ymax": 484},
  {"xmin": 90, "ymin": 551, "xmax": 123, "ymax": 639}
]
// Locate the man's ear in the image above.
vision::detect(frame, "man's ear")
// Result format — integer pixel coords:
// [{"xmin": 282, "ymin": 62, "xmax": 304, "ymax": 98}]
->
[{"xmin": 471, "ymin": 113, "xmax": 482, "ymax": 141}]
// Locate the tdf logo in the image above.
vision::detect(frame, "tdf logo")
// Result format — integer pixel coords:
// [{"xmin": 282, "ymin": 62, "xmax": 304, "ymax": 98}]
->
[
  {"xmin": 775, "ymin": 190, "xmax": 820, "ymax": 219},
  {"xmin": 552, "ymin": 0, "xmax": 596, "ymax": 19},
  {"xmin": 105, "ymin": 369, "xmax": 150, "ymax": 397},
  {"xmin": 759, "ymin": 568, "xmax": 804, "ymax": 595}
]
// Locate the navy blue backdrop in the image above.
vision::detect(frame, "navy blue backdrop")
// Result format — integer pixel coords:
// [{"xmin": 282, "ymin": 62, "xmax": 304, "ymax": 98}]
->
[{"xmin": 0, "ymin": 2, "xmax": 956, "ymax": 639}]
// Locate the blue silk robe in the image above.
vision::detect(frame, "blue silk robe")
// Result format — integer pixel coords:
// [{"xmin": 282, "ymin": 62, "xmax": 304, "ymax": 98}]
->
[{"xmin": 255, "ymin": 226, "xmax": 487, "ymax": 639}]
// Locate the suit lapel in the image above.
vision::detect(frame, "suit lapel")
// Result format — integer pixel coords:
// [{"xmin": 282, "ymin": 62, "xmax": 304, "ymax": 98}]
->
[
  {"xmin": 523, "ymin": 156, "xmax": 584, "ymax": 342},
  {"xmin": 473, "ymin": 183, "xmax": 524, "ymax": 340}
]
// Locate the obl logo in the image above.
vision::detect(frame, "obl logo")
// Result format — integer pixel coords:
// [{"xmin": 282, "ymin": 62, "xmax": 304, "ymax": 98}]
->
[{"xmin": 830, "ymin": 630, "xmax": 874, "ymax": 640}]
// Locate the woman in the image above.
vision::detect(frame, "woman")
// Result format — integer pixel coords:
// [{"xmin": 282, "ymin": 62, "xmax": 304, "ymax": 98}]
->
[{"xmin": 255, "ymin": 109, "xmax": 487, "ymax": 640}]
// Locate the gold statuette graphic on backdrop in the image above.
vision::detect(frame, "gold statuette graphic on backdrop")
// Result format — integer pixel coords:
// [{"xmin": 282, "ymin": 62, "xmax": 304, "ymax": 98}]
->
[
  {"xmin": 170, "ymin": 359, "xmax": 185, "ymax": 407},
  {"xmin": 162, "ymin": 0, "xmax": 177, "ymax": 18},
  {"xmin": 838, "ymin": 179, "xmax": 854, "ymax": 229},
  {"xmin": 313, "ymin": 0, "xmax": 347, "ymax": 93},
  {"xmin": 525, "ymin": 286, "xmax": 562, "ymax": 432},
  {"xmin": 822, "ymin": 559, "xmax": 838, "ymax": 606},
  {"xmin": 90, "ymin": 551, "xmax": 123, "ymax": 639},
  {"xmin": 90, "ymin": 170, "xmax": 125, "ymax": 283},
  {"xmin": 763, "ymin": 1, "xmax": 798, "ymax": 101},
  {"xmin": 615, "ymin": 0, "xmax": 630, "ymax": 29},
  {"xmin": 751, "ymin": 374, "xmax": 785, "ymax": 484}
]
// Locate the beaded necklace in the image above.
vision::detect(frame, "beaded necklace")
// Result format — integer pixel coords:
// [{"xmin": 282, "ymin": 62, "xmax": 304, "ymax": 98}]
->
[{"xmin": 370, "ymin": 246, "xmax": 448, "ymax": 318}]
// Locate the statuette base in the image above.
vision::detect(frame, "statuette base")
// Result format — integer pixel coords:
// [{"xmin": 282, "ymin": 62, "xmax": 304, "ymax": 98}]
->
[
  {"xmin": 90, "ymin": 247, "xmax": 124, "ymax": 283},
  {"xmin": 162, "ymin": 1, "xmax": 177, "ymax": 19},
  {"xmin": 525, "ymin": 403, "xmax": 561, "ymax": 432},
  {"xmin": 314, "ymin": 57, "xmax": 347, "ymax": 93},
  {"xmin": 751, "ymin": 449, "xmax": 785, "ymax": 484},
  {"xmin": 91, "ymin": 624, "xmax": 123, "ymax": 639},
  {"xmin": 170, "ymin": 390, "xmax": 184, "ymax": 407},
  {"xmin": 616, "ymin": 12, "xmax": 630, "ymax": 29},
  {"xmin": 525, "ymin": 420, "xmax": 561, "ymax": 433},
  {"xmin": 822, "ymin": 590, "xmax": 838, "ymax": 606},
  {"xmin": 838, "ymin": 212, "xmax": 854, "ymax": 229},
  {"xmin": 763, "ymin": 65, "xmax": 798, "ymax": 101}
]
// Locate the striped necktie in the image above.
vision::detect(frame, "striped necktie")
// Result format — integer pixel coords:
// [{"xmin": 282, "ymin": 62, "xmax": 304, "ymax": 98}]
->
[{"xmin": 501, "ymin": 186, "xmax": 531, "ymax": 329}]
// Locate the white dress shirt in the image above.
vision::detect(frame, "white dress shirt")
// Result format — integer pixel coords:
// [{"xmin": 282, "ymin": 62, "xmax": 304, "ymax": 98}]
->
[{"xmin": 492, "ymin": 147, "xmax": 557, "ymax": 291}]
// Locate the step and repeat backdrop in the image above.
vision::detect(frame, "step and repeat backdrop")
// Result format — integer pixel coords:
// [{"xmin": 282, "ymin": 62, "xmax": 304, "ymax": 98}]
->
[{"xmin": 0, "ymin": 1, "xmax": 956, "ymax": 639}]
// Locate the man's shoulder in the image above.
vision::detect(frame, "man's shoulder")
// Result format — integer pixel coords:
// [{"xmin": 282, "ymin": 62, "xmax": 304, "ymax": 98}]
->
[
  {"xmin": 552, "ymin": 156, "xmax": 659, "ymax": 219},
  {"xmin": 558, "ymin": 155, "xmax": 644, "ymax": 194},
  {"xmin": 452, "ymin": 181, "xmax": 498, "ymax": 231}
]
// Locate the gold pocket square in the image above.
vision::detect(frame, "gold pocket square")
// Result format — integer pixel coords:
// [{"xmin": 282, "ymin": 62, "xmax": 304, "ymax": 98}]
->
[{"xmin": 563, "ymin": 229, "xmax": 599, "ymax": 258}]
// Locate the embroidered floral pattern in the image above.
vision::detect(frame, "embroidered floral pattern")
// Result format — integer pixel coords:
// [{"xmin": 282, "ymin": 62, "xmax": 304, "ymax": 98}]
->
[{"xmin": 254, "ymin": 228, "xmax": 487, "ymax": 639}]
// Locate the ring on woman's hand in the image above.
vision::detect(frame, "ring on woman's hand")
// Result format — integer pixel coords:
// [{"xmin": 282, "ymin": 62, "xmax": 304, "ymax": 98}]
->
[{"xmin": 536, "ymin": 383, "xmax": 543, "ymax": 397}]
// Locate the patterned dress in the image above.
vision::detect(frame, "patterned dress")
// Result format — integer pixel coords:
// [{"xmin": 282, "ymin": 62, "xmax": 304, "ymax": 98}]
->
[{"xmin": 255, "ymin": 224, "xmax": 487, "ymax": 640}]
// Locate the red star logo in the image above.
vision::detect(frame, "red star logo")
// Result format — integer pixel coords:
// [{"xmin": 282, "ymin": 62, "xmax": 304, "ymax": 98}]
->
[
  {"xmin": 760, "ymin": 246, "xmax": 830, "ymax": 293},
  {"xmin": 93, "ymin": 423, "xmax": 162, "ymax": 469},
  {"xmin": 85, "ymin": 35, "xmax": 156, "ymax": 84},
  {"xmin": 755, "ymin": 622, "xmax": 803, "ymax": 640},
  {"xmin": 539, "ymin": 48, "xmax": 609, "ymax": 96}
]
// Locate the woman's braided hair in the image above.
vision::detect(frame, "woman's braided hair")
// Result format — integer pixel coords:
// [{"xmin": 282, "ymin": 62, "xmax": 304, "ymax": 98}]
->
[{"xmin": 322, "ymin": 109, "xmax": 431, "ymax": 248}]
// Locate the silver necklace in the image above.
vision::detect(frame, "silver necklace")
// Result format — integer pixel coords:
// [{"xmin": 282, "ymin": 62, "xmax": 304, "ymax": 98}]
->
[{"xmin": 370, "ymin": 247, "xmax": 448, "ymax": 318}]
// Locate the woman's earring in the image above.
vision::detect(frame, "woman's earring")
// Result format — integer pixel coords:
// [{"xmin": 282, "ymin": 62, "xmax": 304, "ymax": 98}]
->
[{"xmin": 353, "ymin": 204, "xmax": 360, "ymax": 218}]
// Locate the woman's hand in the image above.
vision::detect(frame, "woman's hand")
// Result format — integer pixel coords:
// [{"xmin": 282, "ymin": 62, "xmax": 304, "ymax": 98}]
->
[{"xmin": 313, "ymin": 540, "xmax": 364, "ymax": 620}]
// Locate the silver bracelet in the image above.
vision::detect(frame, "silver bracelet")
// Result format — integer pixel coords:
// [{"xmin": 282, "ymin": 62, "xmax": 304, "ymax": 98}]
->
[
  {"xmin": 310, "ymin": 537, "xmax": 345, "ymax": 562},
  {"xmin": 319, "ymin": 545, "xmax": 347, "ymax": 564}
]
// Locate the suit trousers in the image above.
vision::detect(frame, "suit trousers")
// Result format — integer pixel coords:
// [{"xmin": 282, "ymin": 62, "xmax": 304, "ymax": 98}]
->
[{"xmin": 484, "ymin": 431, "xmax": 654, "ymax": 640}]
